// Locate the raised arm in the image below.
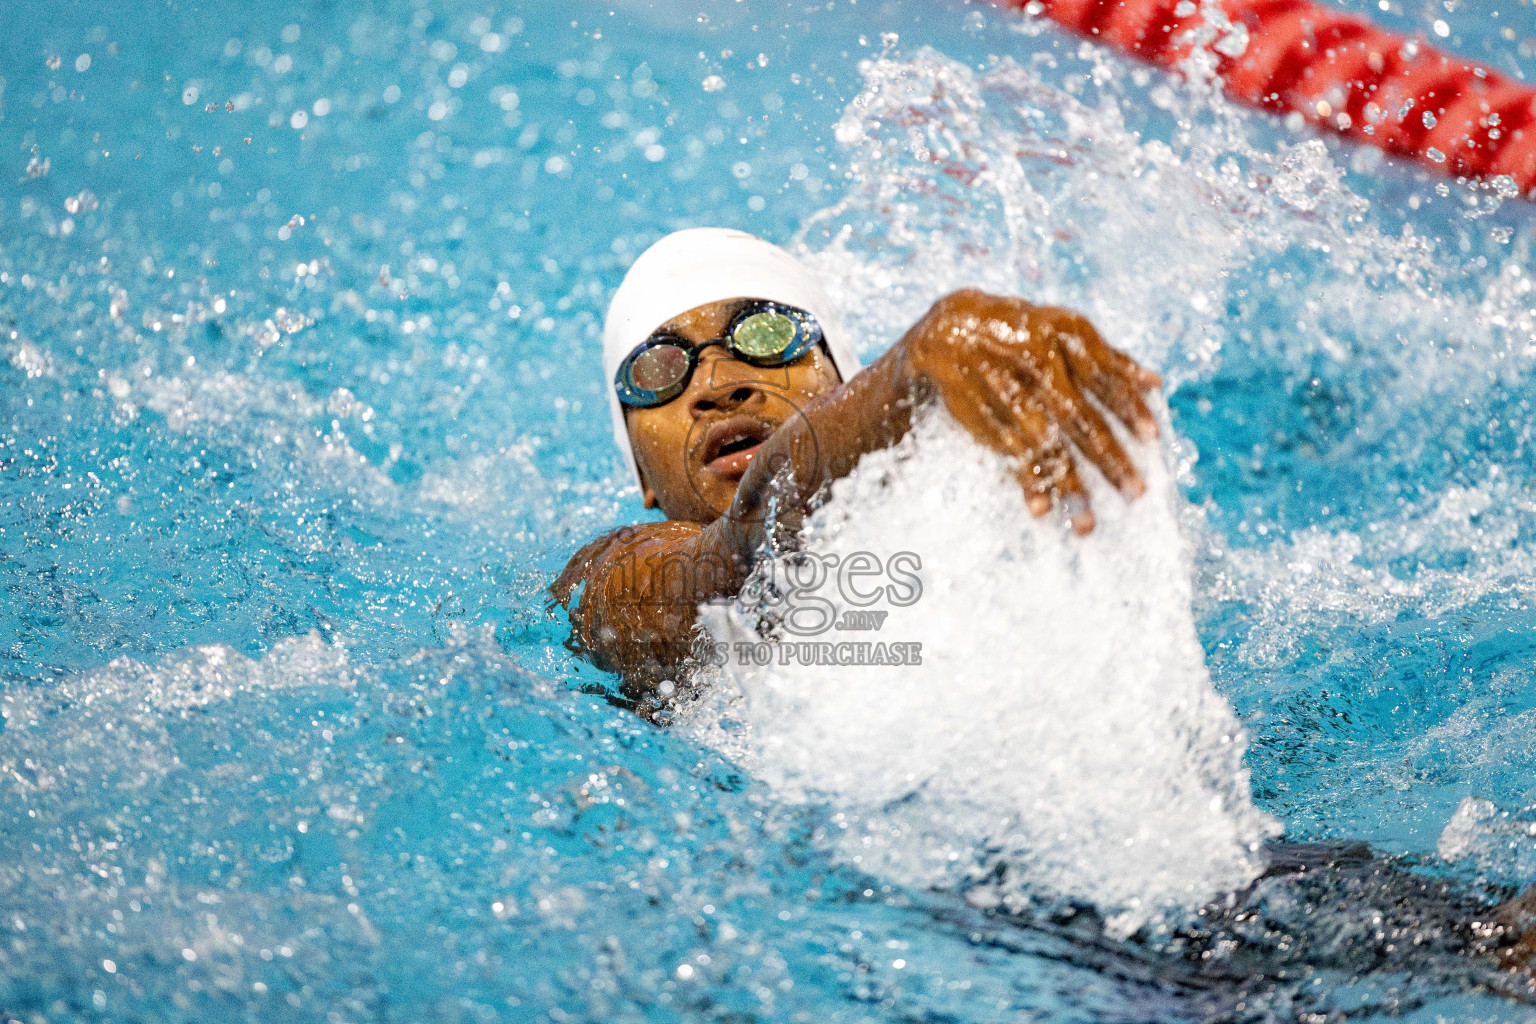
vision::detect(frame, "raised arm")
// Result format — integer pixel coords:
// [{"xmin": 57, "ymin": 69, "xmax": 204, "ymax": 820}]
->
[{"xmin": 707, "ymin": 288, "xmax": 1161, "ymax": 566}]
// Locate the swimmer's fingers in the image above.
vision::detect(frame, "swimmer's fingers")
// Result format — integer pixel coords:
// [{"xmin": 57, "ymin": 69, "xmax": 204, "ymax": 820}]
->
[
  {"xmin": 981, "ymin": 384, "xmax": 1063, "ymax": 519},
  {"xmin": 1015, "ymin": 414, "xmax": 1093, "ymax": 533},
  {"xmin": 980, "ymin": 371, "xmax": 1096, "ymax": 531},
  {"xmin": 1071, "ymin": 319, "xmax": 1163, "ymax": 391},
  {"xmin": 1110, "ymin": 346, "xmax": 1164, "ymax": 392},
  {"xmin": 1023, "ymin": 346, "xmax": 1146, "ymax": 499},
  {"xmin": 951, "ymin": 373, "xmax": 1051, "ymax": 516},
  {"xmin": 1066, "ymin": 344, "xmax": 1160, "ymax": 443},
  {"xmin": 1038, "ymin": 308, "xmax": 1155, "ymax": 393},
  {"xmin": 1048, "ymin": 454, "xmax": 1094, "ymax": 536},
  {"xmin": 1097, "ymin": 343, "xmax": 1164, "ymax": 403},
  {"xmin": 946, "ymin": 372, "xmax": 1083, "ymax": 524},
  {"xmin": 1049, "ymin": 314, "xmax": 1161, "ymax": 441},
  {"xmin": 1062, "ymin": 392, "xmax": 1146, "ymax": 499},
  {"xmin": 937, "ymin": 372, "xmax": 1036, "ymax": 489},
  {"xmin": 1013, "ymin": 461, "xmax": 1054, "ymax": 519}
]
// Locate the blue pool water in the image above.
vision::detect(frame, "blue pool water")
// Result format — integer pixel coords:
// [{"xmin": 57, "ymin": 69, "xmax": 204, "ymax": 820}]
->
[{"xmin": 5, "ymin": 0, "xmax": 1536, "ymax": 1020}]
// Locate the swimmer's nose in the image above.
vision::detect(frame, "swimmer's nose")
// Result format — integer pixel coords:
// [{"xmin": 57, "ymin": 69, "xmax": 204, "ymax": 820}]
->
[
  {"xmin": 687, "ymin": 348, "xmax": 760, "ymax": 414},
  {"xmin": 689, "ymin": 382, "xmax": 758, "ymax": 416}
]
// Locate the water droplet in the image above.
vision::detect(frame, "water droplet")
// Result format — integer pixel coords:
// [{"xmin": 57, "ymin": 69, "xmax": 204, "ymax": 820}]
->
[
  {"xmin": 1421, "ymin": 111, "xmax": 1437, "ymax": 129},
  {"xmin": 1426, "ymin": 146, "xmax": 1447, "ymax": 163},
  {"xmin": 702, "ymin": 75, "xmax": 725, "ymax": 93},
  {"xmin": 63, "ymin": 191, "xmax": 97, "ymax": 214},
  {"xmin": 1214, "ymin": 23, "xmax": 1249, "ymax": 57}
]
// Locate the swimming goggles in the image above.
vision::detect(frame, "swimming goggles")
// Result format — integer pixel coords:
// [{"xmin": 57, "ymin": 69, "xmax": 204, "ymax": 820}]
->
[{"xmin": 614, "ymin": 300, "xmax": 824, "ymax": 408}]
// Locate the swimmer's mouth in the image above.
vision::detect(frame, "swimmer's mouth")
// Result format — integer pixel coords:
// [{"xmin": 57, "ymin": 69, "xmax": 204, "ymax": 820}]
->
[{"xmin": 700, "ymin": 417, "xmax": 774, "ymax": 479}]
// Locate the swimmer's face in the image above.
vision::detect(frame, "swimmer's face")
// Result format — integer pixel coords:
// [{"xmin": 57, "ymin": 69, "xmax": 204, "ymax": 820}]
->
[{"xmin": 625, "ymin": 298, "xmax": 842, "ymax": 523}]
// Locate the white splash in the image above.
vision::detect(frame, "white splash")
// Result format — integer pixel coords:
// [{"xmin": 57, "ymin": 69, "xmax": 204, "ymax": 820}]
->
[
  {"xmin": 0, "ymin": 633, "xmax": 359, "ymax": 798},
  {"xmin": 719, "ymin": 38, "xmax": 1536, "ymax": 898},
  {"xmin": 681, "ymin": 408, "xmax": 1279, "ymax": 932}
]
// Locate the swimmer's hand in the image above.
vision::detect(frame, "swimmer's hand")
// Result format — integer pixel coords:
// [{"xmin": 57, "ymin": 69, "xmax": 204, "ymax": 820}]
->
[{"xmin": 898, "ymin": 289, "xmax": 1162, "ymax": 534}]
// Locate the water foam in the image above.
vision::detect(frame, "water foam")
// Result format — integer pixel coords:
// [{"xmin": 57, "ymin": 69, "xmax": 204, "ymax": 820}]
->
[
  {"xmin": 0, "ymin": 634, "xmax": 360, "ymax": 794},
  {"xmin": 752, "ymin": 41, "xmax": 1536, "ymax": 889},
  {"xmin": 681, "ymin": 408, "xmax": 1279, "ymax": 932}
]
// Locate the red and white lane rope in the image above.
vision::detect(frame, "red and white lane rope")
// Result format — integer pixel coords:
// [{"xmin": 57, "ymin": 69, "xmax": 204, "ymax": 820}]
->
[{"xmin": 991, "ymin": 0, "xmax": 1536, "ymax": 192}]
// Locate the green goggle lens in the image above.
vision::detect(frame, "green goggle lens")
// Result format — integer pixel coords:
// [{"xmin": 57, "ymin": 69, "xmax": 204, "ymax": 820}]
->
[{"xmin": 730, "ymin": 311, "xmax": 797, "ymax": 360}]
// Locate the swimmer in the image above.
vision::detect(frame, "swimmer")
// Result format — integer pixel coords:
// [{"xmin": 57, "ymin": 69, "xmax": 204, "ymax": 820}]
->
[
  {"xmin": 551, "ymin": 228, "xmax": 1536, "ymax": 991},
  {"xmin": 552, "ymin": 227, "xmax": 1161, "ymax": 703}
]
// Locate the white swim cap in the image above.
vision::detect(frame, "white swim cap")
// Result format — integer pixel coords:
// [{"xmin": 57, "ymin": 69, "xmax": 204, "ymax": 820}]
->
[{"xmin": 602, "ymin": 227, "xmax": 861, "ymax": 489}]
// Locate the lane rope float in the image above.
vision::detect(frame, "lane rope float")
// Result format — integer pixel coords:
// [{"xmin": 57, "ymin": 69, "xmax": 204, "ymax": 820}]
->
[{"xmin": 991, "ymin": 0, "xmax": 1536, "ymax": 193}]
